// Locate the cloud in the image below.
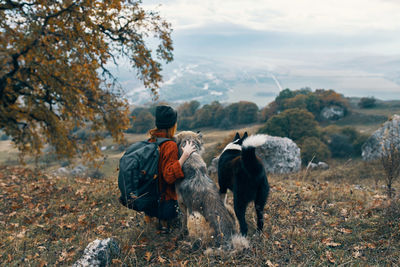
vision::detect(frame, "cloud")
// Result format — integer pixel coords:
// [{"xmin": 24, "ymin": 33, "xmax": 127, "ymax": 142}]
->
[{"xmin": 144, "ymin": 0, "xmax": 400, "ymax": 34}]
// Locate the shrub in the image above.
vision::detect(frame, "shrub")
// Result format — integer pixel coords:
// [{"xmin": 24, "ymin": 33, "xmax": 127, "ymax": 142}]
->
[
  {"xmin": 88, "ymin": 169, "xmax": 105, "ymax": 179},
  {"xmin": 321, "ymin": 126, "xmax": 369, "ymax": 157},
  {"xmin": 358, "ymin": 97, "xmax": 376, "ymax": 108},
  {"xmin": 328, "ymin": 134, "xmax": 354, "ymax": 158},
  {"xmin": 298, "ymin": 137, "xmax": 331, "ymax": 165},
  {"xmin": 258, "ymin": 108, "xmax": 319, "ymax": 141}
]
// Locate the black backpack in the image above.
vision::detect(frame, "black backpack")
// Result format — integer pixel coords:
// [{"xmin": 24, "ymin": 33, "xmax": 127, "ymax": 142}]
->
[{"xmin": 118, "ymin": 138, "xmax": 171, "ymax": 213}]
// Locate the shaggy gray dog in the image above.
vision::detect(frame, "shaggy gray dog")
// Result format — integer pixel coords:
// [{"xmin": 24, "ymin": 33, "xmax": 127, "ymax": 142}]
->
[{"xmin": 174, "ymin": 131, "xmax": 237, "ymax": 246}]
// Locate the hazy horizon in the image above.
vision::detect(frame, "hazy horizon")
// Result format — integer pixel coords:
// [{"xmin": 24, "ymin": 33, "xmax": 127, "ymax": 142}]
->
[{"xmin": 115, "ymin": 0, "xmax": 400, "ymax": 106}]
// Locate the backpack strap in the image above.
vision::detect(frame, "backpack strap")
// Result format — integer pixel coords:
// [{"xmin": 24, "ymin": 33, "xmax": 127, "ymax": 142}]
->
[{"xmin": 155, "ymin": 137, "xmax": 173, "ymax": 146}]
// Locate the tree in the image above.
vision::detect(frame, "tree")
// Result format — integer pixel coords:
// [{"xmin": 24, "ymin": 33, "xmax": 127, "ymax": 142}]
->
[
  {"xmin": 258, "ymin": 108, "xmax": 319, "ymax": 141},
  {"xmin": 358, "ymin": 97, "xmax": 376, "ymax": 109},
  {"xmin": 0, "ymin": 0, "xmax": 173, "ymax": 160},
  {"xmin": 177, "ymin": 100, "xmax": 200, "ymax": 117},
  {"xmin": 237, "ymin": 101, "xmax": 259, "ymax": 124},
  {"xmin": 126, "ymin": 108, "xmax": 154, "ymax": 134}
]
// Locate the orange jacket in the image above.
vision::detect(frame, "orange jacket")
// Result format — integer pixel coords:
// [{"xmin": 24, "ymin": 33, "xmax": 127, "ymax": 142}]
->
[{"xmin": 150, "ymin": 132, "xmax": 184, "ymax": 201}]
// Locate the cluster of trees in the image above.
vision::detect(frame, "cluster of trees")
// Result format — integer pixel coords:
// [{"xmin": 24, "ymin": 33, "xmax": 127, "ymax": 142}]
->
[
  {"xmin": 126, "ymin": 100, "xmax": 260, "ymax": 133},
  {"xmin": 260, "ymin": 88, "xmax": 349, "ymax": 122}
]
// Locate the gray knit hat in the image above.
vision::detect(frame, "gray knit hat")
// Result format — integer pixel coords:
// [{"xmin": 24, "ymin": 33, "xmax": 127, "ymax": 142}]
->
[{"xmin": 155, "ymin": 105, "xmax": 177, "ymax": 129}]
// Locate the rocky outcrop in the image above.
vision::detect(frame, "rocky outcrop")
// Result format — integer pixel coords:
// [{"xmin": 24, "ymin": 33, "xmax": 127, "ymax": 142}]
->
[
  {"xmin": 73, "ymin": 238, "xmax": 120, "ymax": 267},
  {"xmin": 255, "ymin": 135, "xmax": 301, "ymax": 174},
  {"xmin": 208, "ymin": 135, "xmax": 301, "ymax": 175},
  {"xmin": 320, "ymin": 106, "xmax": 345, "ymax": 120},
  {"xmin": 362, "ymin": 114, "xmax": 400, "ymax": 161}
]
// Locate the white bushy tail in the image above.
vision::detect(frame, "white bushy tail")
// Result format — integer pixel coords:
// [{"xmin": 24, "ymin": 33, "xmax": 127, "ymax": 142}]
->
[{"xmin": 242, "ymin": 134, "xmax": 268, "ymax": 148}]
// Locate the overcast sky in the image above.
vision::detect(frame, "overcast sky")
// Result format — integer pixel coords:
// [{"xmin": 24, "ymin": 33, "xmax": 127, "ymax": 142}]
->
[
  {"xmin": 143, "ymin": 0, "xmax": 400, "ymax": 55},
  {"xmin": 145, "ymin": 0, "xmax": 400, "ymax": 33},
  {"xmin": 133, "ymin": 0, "xmax": 400, "ymax": 101}
]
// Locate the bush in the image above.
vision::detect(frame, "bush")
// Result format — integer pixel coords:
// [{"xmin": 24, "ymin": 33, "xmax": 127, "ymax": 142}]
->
[
  {"xmin": 328, "ymin": 134, "xmax": 354, "ymax": 158},
  {"xmin": 298, "ymin": 137, "xmax": 331, "ymax": 165},
  {"xmin": 258, "ymin": 108, "xmax": 319, "ymax": 141},
  {"xmin": 358, "ymin": 97, "xmax": 376, "ymax": 108},
  {"xmin": 321, "ymin": 126, "xmax": 369, "ymax": 157},
  {"xmin": 88, "ymin": 169, "xmax": 105, "ymax": 179}
]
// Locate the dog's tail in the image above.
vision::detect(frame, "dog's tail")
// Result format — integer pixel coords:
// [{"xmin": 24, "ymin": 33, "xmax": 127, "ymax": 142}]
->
[
  {"xmin": 241, "ymin": 134, "xmax": 267, "ymax": 173},
  {"xmin": 204, "ymin": 234, "xmax": 249, "ymax": 255},
  {"xmin": 202, "ymin": 195, "xmax": 236, "ymax": 245}
]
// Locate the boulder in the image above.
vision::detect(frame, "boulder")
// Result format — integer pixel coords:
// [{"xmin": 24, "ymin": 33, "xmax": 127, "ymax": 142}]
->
[
  {"xmin": 208, "ymin": 135, "xmax": 301, "ymax": 174},
  {"xmin": 73, "ymin": 238, "xmax": 120, "ymax": 267},
  {"xmin": 317, "ymin": 161, "xmax": 329, "ymax": 170},
  {"xmin": 308, "ymin": 162, "xmax": 318, "ymax": 170},
  {"xmin": 54, "ymin": 167, "xmax": 70, "ymax": 176},
  {"xmin": 70, "ymin": 164, "xmax": 88, "ymax": 177},
  {"xmin": 320, "ymin": 106, "xmax": 345, "ymax": 120},
  {"xmin": 362, "ymin": 114, "xmax": 400, "ymax": 161},
  {"xmin": 256, "ymin": 135, "xmax": 301, "ymax": 174}
]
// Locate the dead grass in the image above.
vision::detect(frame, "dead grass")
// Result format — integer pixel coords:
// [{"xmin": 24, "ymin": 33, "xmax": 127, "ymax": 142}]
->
[{"xmin": 1, "ymin": 159, "xmax": 399, "ymax": 266}]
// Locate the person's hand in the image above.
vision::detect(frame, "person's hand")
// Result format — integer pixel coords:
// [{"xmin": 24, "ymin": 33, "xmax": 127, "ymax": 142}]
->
[
  {"xmin": 179, "ymin": 141, "xmax": 196, "ymax": 166},
  {"xmin": 182, "ymin": 141, "xmax": 196, "ymax": 157}
]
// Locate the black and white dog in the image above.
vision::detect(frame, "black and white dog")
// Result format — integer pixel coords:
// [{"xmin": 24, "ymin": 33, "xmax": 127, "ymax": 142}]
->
[{"xmin": 218, "ymin": 132, "xmax": 270, "ymax": 236}]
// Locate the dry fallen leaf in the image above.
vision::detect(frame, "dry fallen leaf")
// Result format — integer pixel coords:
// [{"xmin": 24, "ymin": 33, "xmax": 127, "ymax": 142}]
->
[
  {"xmin": 353, "ymin": 250, "xmax": 362, "ymax": 258},
  {"xmin": 326, "ymin": 251, "xmax": 335, "ymax": 263},
  {"xmin": 322, "ymin": 238, "xmax": 341, "ymax": 247},
  {"xmin": 145, "ymin": 251, "xmax": 152, "ymax": 262},
  {"xmin": 158, "ymin": 256, "xmax": 166, "ymax": 263},
  {"xmin": 266, "ymin": 259, "xmax": 279, "ymax": 267}
]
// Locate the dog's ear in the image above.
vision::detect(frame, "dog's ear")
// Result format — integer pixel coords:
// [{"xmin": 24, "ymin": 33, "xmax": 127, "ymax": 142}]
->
[
  {"xmin": 234, "ymin": 132, "xmax": 240, "ymax": 141},
  {"xmin": 243, "ymin": 132, "xmax": 248, "ymax": 139},
  {"xmin": 197, "ymin": 131, "xmax": 203, "ymax": 140}
]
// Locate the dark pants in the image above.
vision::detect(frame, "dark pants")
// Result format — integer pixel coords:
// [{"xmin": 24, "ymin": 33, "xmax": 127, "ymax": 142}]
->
[{"xmin": 145, "ymin": 200, "xmax": 178, "ymax": 221}]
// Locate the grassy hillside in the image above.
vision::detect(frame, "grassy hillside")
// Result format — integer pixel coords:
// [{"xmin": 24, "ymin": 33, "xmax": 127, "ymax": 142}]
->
[
  {"xmin": 1, "ymin": 100, "xmax": 400, "ymax": 265},
  {"xmin": 1, "ymin": 161, "xmax": 399, "ymax": 266}
]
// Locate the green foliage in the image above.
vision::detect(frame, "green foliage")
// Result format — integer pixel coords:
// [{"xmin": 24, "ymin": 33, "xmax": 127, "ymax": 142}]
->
[
  {"xmin": 259, "ymin": 101, "xmax": 278, "ymax": 122},
  {"xmin": 258, "ymin": 108, "xmax": 319, "ymax": 141},
  {"xmin": 298, "ymin": 136, "xmax": 331, "ymax": 165},
  {"xmin": 127, "ymin": 109, "xmax": 154, "ymax": 134},
  {"xmin": 177, "ymin": 100, "xmax": 259, "ymax": 130},
  {"xmin": 328, "ymin": 134, "xmax": 354, "ymax": 158},
  {"xmin": 358, "ymin": 97, "xmax": 377, "ymax": 108},
  {"xmin": 321, "ymin": 126, "xmax": 369, "ymax": 157},
  {"xmin": 270, "ymin": 88, "xmax": 349, "ymax": 121},
  {"xmin": 177, "ymin": 101, "xmax": 200, "ymax": 117}
]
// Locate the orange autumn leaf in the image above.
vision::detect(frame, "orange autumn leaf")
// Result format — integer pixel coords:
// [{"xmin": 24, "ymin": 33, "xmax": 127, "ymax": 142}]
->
[
  {"xmin": 0, "ymin": 0, "xmax": 173, "ymax": 162},
  {"xmin": 145, "ymin": 251, "xmax": 152, "ymax": 262}
]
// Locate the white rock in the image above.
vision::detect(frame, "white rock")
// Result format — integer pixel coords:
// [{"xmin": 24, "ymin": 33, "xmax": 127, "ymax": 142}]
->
[
  {"xmin": 362, "ymin": 114, "xmax": 400, "ymax": 161},
  {"xmin": 208, "ymin": 135, "xmax": 301, "ymax": 174},
  {"xmin": 320, "ymin": 106, "xmax": 345, "ymax": 120},
  {"xmin": 73, "ymin": 238, "xmax": 120, "ymax": 267}
]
